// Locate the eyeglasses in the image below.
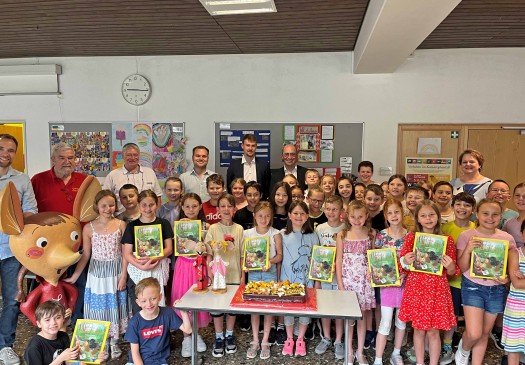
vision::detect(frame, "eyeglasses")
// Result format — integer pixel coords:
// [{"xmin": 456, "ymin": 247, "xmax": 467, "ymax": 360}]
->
[
  {"xmin": 292, "ymin": 195, "xmax": 303, "ymax": 200},
  {"xmin": 309, "ymin": 199, "xmax": 324, "ymax": 205},
  {"xmin": 489, "ymin": 188, "xmax": 509, "ymax": 194}
]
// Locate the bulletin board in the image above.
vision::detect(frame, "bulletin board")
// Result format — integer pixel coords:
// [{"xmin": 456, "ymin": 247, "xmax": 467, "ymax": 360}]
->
[
  {"xmin": 214, "ymin": 122, "xmax": 363, "ymax": 178},
  {"xmin": 49, "ymin": 122, "xmax": 186, "ymax": 182}
]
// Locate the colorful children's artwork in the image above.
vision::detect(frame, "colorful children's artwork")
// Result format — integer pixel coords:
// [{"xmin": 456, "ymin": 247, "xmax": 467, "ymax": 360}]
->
[
  {"xmin": 134, "ymin": 224, "xmax": 164, "ymax": 258},
  {"xmin": 70, "ymin": 319, "xmax": 110, "ymax": 364},
  {"xmin": 243, "ymin": 236, "xmax": 270, "ymax": 271},
  {"xmin": 308, "ymin": 245, "xmax": 336, "ymax": 282},
  {"xmin": 411, "ymin": 232, "xmax": 448, "ymax": 276},
  {"xmin": 367, "ymin": 248, "xmax": 401, "ymax": 287},
  {"xmin": 174, "ymin": 220, "xmax": 202, "ymax": 256},
  {"xmin": 470, "ymin": 238, "xmax": 509, "ymax": 279}
]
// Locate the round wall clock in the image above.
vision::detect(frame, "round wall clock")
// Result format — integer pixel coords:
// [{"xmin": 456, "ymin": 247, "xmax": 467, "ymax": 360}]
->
[{"xmin": 122, "ymin": 74, "xmax": 151, "ymax": 106}]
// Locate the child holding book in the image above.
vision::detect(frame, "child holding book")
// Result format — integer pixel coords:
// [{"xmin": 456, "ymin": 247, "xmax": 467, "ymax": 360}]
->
[
  {"xmin": 24, "ymin": 301, "xmax": 94, "ymax": 365},
  {"xmin": 280, "ymin": 201, "xmax": 319, "ymax": 357},
  {"xmin": 65, "ymin": 190, "xmax": 128, "ymax": 360},
  {"xmin": 203, "ymin": 174, "xmax": 225, "ymax": 225},
  {"xmin": 244, "ymin": 201, "xmax": 283, "ymax": 360},
  {"xmin": 125, "ymin": 277, "xmax": 192, "ymax": 365},
  {"xmin": 501, "ymin": 220, "xmax": 525, "ymax": 365},
  {"xmin": 399, "ymin": 200, "xmax": 458, "ymax": 365},
  {"xmin": 121, "ymin": 189, "xmax": 174, "ymax": 314},
  {"xmin": 456, "ymin": 198, "xmax": 517, "ymax": 365},
  {"xmin": 440, "ymin": 192, "xmax": 476, "ymax": 364},
  {"xmin": 314, "ymin": 195, "xmax": 345, "ymax": 359},
  {"xmin": 171, "ymin": 193, "xmax": 210, "ymax": 358},
  {"xmin": 205, "ymin": 193, "xmax": 244, "ymax": 358},
  {"xmin": 270, "ymin": 181, "xmax": 291, "ymax": 230},
  {"xmin": 117, "ymin": 184, "xmax": 141, "ymax": 223},
  {"xmin": 336, "ymin": 200, "xmax": 376, "ymax": 364},
  {"xmin": 373, "ymin": 199, "xmax": 409, "ymax": 365}
]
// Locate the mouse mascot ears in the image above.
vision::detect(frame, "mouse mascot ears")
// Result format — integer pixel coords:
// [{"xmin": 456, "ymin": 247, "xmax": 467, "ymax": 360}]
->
[{"xmin": 0, "ymin": 175, "xmax": 101, "ymax": 235}]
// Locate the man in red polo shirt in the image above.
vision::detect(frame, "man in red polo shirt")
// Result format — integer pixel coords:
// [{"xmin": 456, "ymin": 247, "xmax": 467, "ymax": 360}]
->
[
  {"xmin": 31, "ymin": 142, "xmax": 88, "ymax": 327},
  {"xmin": 31, "ymin": 142, "xmax": 87, "ymax": 215}
]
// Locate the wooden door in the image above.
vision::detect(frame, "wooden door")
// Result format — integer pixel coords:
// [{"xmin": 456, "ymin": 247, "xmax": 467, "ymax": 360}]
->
[
  {"xmin": 397, "ymin": 125, "xmax": 465, "ymax": 177},
  {"xmin": 467, "ymin": 128, "xmax": 525, "ymax": 209}
]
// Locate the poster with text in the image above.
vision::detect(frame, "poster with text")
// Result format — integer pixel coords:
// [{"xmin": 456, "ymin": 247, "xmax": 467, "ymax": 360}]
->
[{"xmin": 405, "ymin": 158, "xmax": 453, "ymax": 187}]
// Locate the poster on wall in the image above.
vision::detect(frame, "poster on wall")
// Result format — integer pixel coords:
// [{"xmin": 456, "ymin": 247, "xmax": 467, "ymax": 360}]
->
[
  {"xmin": 405, "ymin": 157, "xmax": 453, "ymax": 186},
  {"xmin": 296, "ymin": 124, "xmax": 321, "ymax": 163},
  {"xmin": 219, "ymin": 129, "xmax": 271, "ymax": 167},
  {"xmin": 50, "ymin": 127, "xmax": 111, "ymax": 177}
]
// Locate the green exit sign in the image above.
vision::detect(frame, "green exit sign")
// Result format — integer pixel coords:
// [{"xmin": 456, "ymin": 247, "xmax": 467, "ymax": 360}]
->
[{"xmin": 451, "ymin": 130, "xmax": 459, "ymax": 139}]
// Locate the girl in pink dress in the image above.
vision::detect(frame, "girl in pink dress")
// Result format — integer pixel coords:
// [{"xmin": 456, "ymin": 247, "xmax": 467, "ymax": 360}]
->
[
  {"xmin": 170, "ymin": 193, "xmax": 211, "ymax": 357},
  {"xmin": 336, "ymin": 200, "xmax": 376, "ymax": 365}
]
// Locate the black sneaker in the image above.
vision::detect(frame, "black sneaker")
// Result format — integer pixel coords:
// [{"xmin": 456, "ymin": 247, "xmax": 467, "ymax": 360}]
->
[
  {"xmin": 239, "ymin": 314, "xmax": 251, "ymax": 332},
  {"xmin": 364, "ymin": 330, "xmax": 376, "ymax": 350},
  {"xmin": 305, "ymin": 322, "xmax": 315, "ymax": 341},
  {"xmin": 225, "ymin": 335, "xmax": 237, "ymax": 354},
  {"xmin": 212, "ymin": 337, "xmax": 225, "ymax": 358},
  {"xmin": 275, "ymin": 328, "xmax": 286, "ymax": 346},
  {"xmin": 491, "ymin": 330, "xmax": 504, "ymax": 351}
]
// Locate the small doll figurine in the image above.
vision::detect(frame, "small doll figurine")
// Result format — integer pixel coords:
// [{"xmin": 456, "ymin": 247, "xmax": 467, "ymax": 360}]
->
[
  {"xmin": 193, "ymin": 241, "xmax": 211, "ymax": 293},
  {"xmin": 209, "ymin": 238, "xmax": 234, "ymax": 293}
]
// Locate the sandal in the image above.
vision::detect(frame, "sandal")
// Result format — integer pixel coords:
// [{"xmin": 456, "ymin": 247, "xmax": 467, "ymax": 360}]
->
[
  {"xmin": 260, "ymin": 342, "xmax": 271, "ymax": 360},
  {"xmin": 246, "ymin": 341, "xmax": 260, "ymax": 359}
]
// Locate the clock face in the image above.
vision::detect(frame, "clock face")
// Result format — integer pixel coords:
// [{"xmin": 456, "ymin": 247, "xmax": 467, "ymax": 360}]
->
[{"xmin": 122, "ymin": 74, "xmax": 151, "ymax": 106}]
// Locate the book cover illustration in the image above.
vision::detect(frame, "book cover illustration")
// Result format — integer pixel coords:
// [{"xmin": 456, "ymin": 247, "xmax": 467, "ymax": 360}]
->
[
  {"xmin": 367, "ymin": 248, "xmax": 401, "ymax": 287},
  {"xmin": 134, "ymin": 224, "xmax": 164, "ymax": 258},
  {"xmin": 69, "ymin": 319, "xmax": 110, "ymax": 364},
  {"xmin": 411, "ymin": 232, "xmax": 448, "ymax": 276},
  {"xmin": 470, "ymin": 237, "xmax": 509, "ymax": 279},
  {"xmin": 243, "ymin": 236, "xmax": 269, "ymax": 271},
  {"xmin": 174, "ymin": 220, "xmax": 202, "ymax": 256},
  {"xmin": 308, "ymin": 245, "xmax": 336, "ymax": 283}
]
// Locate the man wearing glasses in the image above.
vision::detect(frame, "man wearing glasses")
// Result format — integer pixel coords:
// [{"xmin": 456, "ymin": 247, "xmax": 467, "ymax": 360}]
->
[
  {"xmin": 103, "ymin": 142, "xmax": 162, "ymax": 214},
  {"xmin": 269, "ymin": 143, "xmax": 307, "ymax": 193},
  {"xmin": 31, "ymin": 142, "xmax": 88, "ymax": 215},
  {"xmin": 31, "ymin": 142, "xmax": 89, "ymax": 330},
  {"xmin": 0, "ymin": 134, "xmax": 37, "ymax": 365}
]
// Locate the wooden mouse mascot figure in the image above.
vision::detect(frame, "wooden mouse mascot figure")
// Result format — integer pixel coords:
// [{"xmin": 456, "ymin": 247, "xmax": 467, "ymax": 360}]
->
[{"xmin": 0, "ymin": 176, "xmax": 100, "ymax": 326}]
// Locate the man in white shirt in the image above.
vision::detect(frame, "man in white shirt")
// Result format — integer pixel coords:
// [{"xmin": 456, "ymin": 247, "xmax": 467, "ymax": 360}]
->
[
  {"xmin": 226, "ymin": 134, "xmax": 270, "ymax": 199},
  {"xmin": 103, "ymin": 142, "xmax": 162, "ymax": 214},
  {"xmin": 179, "ymin": 145, "xmax": 215, "ymax": 202}
]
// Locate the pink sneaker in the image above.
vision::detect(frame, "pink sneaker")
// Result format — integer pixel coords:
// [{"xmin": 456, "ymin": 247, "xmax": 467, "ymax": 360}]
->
[
  {"xmin": 282, "ymin": 338, "xmax": 294, "ymax": 356},
  {"xmin": 295, "ymin": 338, "xmax": 306, "ymax": 357}
]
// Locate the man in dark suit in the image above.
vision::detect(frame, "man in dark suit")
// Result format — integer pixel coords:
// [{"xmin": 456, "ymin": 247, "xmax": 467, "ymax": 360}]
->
[
  {"xmin": 226, "ymin": 133, "xmax": 271, "ymax": 199},
  {"xmin": 270, "ymin": 143, "xmax": 307, "ymax": 193}
]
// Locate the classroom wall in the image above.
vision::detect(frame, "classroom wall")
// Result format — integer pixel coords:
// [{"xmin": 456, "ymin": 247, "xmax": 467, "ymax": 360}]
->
[{"xmin": 0, "ymin": 48, "xmax": 524, "ymax": 180}]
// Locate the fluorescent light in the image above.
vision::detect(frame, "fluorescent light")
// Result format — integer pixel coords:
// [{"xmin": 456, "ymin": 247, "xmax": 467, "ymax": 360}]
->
[
  {"xmin": 0, "ymin": 64, "xmax": 61, "ymax": 76},
  {"xmin": 212, "ymin": 8, "xmax": 275, "ymax": 15},
  {"xmin": 199, "ymin": 0, "xmax": 276, "ymax": 16},
  {"xmin": 205, "ymin": 0, "xmax": 270, "ymax": 5}
]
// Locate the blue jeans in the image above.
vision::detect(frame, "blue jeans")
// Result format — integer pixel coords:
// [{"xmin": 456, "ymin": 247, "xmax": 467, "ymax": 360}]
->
[{"xmin": 0, "ymin": 256, "xmax": 21, "ymax": 348}]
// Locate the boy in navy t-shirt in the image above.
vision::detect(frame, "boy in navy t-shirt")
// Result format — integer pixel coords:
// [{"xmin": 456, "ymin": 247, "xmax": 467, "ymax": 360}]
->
[{"xmin": 125, "ymin": 277, "xmax": 192, "ymax": 365}]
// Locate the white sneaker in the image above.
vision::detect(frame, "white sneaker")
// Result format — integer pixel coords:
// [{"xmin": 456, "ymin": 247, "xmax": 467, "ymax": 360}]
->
[
  {"xmin": 454, "ymin": 339, "xmax": 470, "ymax": 365},
  {"xmin": 197, "ymin": 334, "xmax": 207, "ymax": 352},
  {"xmin": 181, "ymin": 336, "xmax": 192, "ymax": 358},
  {"xmin": 0, "ymin": 347, "xmax": 20, "ymax": 365}
]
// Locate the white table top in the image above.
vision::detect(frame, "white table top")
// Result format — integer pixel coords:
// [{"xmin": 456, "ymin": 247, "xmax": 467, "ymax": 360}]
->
[{"xmin": 174, "ymin": 285, "xmax": 362, "ymax": 320}]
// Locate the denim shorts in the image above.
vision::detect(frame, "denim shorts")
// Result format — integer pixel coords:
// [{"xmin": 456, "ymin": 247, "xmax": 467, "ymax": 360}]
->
[
  {"xmin": 248, "ymin": 270, "xmax": 277, "ymax": 283},
  {"xmin": 461, "ymin": 277, "xmax": 506, "ymax": 314}
]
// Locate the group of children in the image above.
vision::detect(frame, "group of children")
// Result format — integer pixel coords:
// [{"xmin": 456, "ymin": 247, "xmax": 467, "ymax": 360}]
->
[{"xmin": 22, "ymin": 163, "xmax": 525, "ymax": 365}]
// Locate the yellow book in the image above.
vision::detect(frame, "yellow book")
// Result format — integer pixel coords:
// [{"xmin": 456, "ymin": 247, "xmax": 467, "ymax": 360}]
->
[
  {"xmin": 367, "ymin": 248, "xmax": 401, "ymax": 287},
  {"xmin": 308, "ymin": 245, "xmax": 336, "ymax": 283},
  {"xmin": 69, "ymin": 319, "xmax": 110, "ymax": 364},
  {"xmin": 134, "ymin": 224, "xmax": 164, "ymax": 259},
  {"xmin": 243, "ymin": 236, "xmax": 270, "ymax": 271},
  {"xmin": 410, "ymin": 232, "xmax": 448, "ymax": 276},
  {"xmin": 470, "ymin": 237, "xmax": 508, "ymax": 279},
  {"xmin": 174, "ymin": 220, "xmax": 202, "ymax": 256}
]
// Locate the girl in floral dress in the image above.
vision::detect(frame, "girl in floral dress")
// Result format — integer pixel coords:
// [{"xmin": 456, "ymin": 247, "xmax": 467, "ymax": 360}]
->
[
  {"xmin": 336, "ymin": 200, "xmax": 376, "ymax": 365},
  {"xmin": 399, "ymin": 200, "xmax": 459, "ymax": 365},
  {"xmin": 66, "ymin": 190, "xmax": 128, "ymax": 360}
]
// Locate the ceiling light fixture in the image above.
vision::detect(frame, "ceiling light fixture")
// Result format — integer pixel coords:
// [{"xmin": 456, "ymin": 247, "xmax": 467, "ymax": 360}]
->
[{"xmin": 199, "ymin": 0, "xmax": 276, "ymax": 16}]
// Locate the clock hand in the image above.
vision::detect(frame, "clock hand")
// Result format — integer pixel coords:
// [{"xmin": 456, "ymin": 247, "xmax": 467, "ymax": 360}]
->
[{"xmin": 125, "ymin": 89, "xmax": 149, "ymax": 91}]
